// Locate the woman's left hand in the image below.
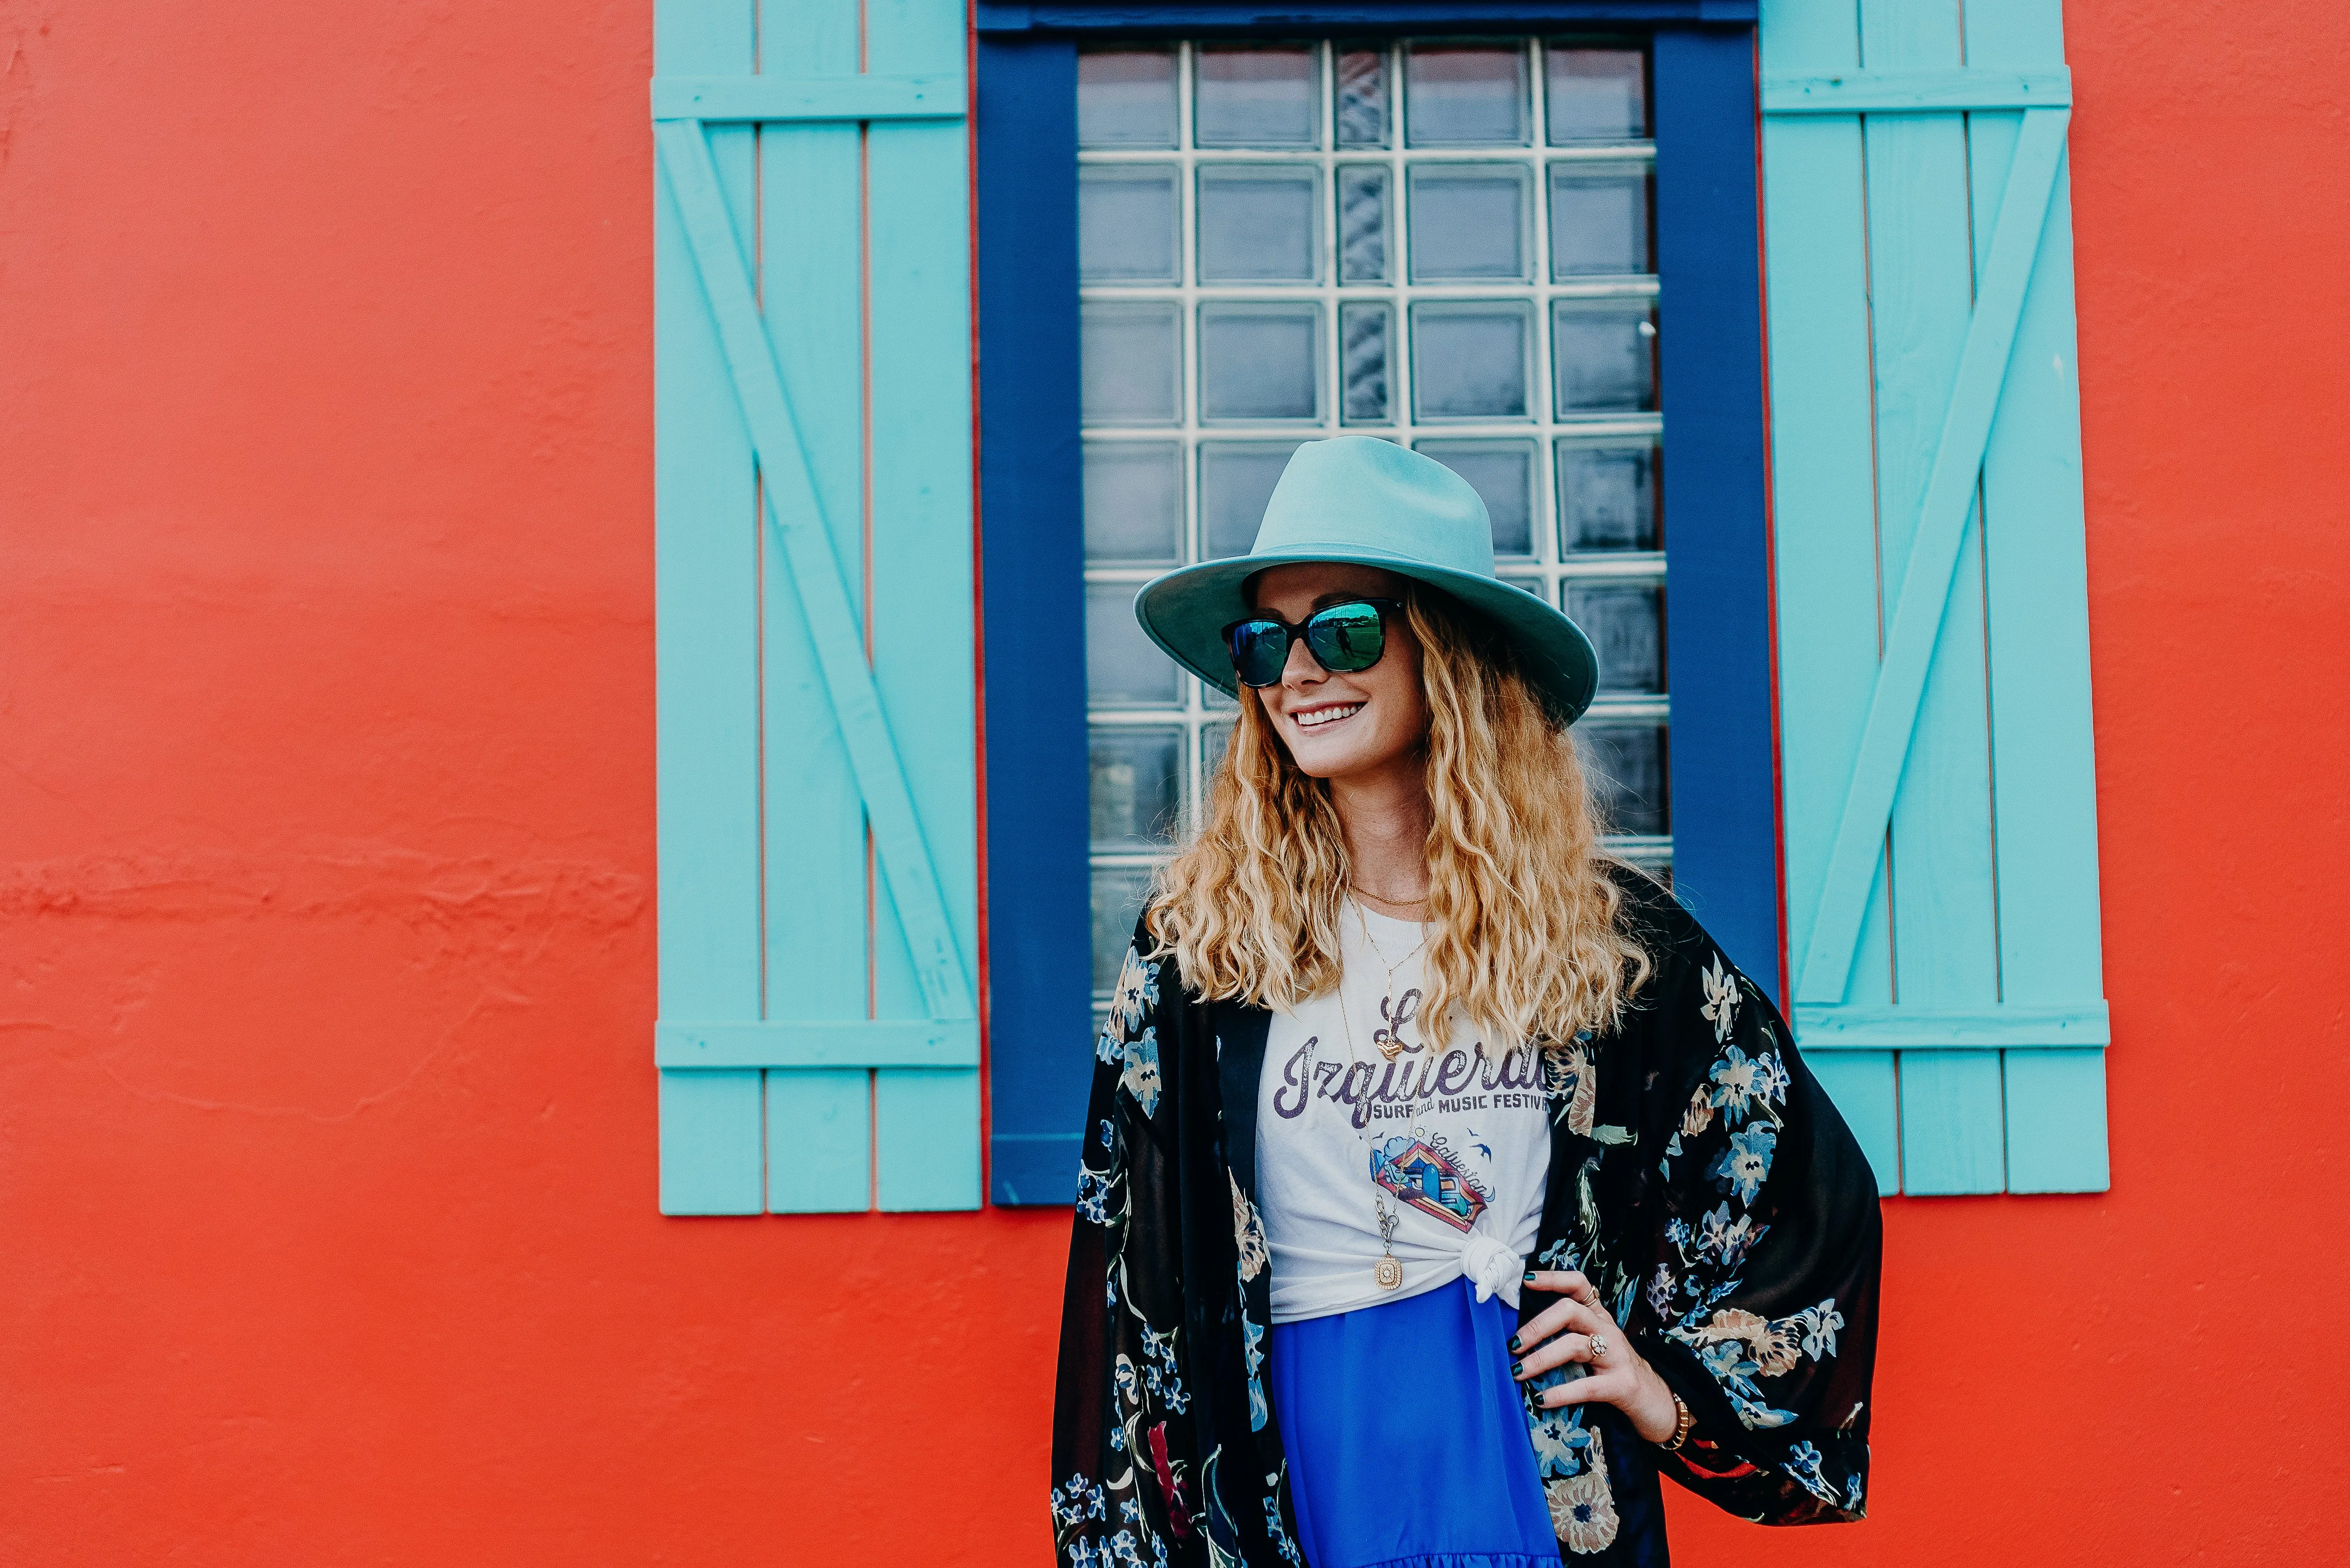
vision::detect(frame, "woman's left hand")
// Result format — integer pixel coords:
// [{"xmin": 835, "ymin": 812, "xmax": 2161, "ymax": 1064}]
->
[{"xmin": 1511, "ymin": 1269, "xmax": 1679, "ymax": 1443}]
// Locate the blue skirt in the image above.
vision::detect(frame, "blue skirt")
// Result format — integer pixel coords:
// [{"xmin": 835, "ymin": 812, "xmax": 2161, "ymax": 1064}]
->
[{"xmin": 1268, "ymin": 1277, "xmax": 1560, "ymax": 1568}]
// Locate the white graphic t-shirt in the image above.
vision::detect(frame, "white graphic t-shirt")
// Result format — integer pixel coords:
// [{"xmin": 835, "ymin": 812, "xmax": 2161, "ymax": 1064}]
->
[{"xmin": 1255, "ymin": 901, "xmax": 1552, "ymax": 1325}]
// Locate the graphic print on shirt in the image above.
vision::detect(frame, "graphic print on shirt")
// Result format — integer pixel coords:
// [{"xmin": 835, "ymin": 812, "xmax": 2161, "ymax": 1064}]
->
[
  {"xmin": 1370, "ymin": 1135, "xmax": 1486, "ymax": 1231},
  {"xmin": 1266, "ymin": 988, "xmax": 1550, "ymax": 1132}
]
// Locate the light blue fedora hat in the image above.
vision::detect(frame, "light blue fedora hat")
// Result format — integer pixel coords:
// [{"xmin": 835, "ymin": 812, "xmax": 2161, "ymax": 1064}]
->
[{"xmin": 1133, "ymin": 437, "xmax": 1600, "ymax": 723}]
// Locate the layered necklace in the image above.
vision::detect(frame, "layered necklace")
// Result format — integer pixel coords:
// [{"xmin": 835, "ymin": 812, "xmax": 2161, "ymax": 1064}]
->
[
  {"xmin": 1352, "ymin": 900, "xmax": 1429, "ymax": 1062},
  {"xmin": 1334, "ymin": 900, "xmax": 1431, "ymax": 1291}
]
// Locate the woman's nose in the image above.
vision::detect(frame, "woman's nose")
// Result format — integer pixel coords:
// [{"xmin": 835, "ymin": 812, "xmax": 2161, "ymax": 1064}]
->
[{"xmin": 1280, "ymin": 631, "xmax": 1325, "ymax": 687}]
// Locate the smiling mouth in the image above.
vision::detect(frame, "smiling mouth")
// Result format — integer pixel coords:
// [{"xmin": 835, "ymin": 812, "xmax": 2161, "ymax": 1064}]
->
[{"xmin": 1293, "ymin": 703, "xmax": 1364, "ymax": 731}]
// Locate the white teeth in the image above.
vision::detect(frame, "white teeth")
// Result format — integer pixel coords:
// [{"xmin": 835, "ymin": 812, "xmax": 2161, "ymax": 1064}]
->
[{"xmin": 1296, "ymin": 704, "xmax": 1363, "ymax": 730}]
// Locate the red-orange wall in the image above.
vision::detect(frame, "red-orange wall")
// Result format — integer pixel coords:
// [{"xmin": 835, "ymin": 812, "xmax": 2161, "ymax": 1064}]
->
[{"xmin": 3, "ymin": 3, "xmax": 2341, "ymax": 1562}]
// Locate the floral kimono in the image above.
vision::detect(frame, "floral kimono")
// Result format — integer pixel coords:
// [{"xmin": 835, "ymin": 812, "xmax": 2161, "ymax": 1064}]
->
[{"xmin": 1050, "ymin": 869, "xmax": 1881, "ymax": 1568}]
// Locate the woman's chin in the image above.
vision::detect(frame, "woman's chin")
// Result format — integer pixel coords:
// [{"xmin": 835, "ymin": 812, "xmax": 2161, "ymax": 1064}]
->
[{"xmin": 1283, "ymin": 730, "xmax": 1407, "ymax": 783}]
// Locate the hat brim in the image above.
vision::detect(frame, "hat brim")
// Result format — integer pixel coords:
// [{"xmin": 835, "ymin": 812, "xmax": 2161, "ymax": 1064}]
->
[{"xmin": 1134, "ymin": 544, "xmax": 1600, "ymax": 724}]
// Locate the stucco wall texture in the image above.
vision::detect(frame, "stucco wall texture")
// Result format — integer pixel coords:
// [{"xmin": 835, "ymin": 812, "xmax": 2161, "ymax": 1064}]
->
[{"xmin": 2, "ymin": 2, "xmax": 2342, "ymax": 1562}]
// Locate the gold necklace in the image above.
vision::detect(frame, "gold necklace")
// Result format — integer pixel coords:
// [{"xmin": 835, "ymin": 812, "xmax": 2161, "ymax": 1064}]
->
[
  {"xmin": 1353, "ymin": 901, "xmax": 1429, "ymax": 1061},
  {"xmin": 1333, "ymin": 968, "xmax": 1418, "ymax": 1291}
]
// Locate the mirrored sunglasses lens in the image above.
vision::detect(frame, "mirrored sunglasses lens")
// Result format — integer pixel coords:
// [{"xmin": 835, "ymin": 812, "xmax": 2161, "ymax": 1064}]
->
[
  {"xmin": 1306, "ymin": 602, "xmax": 1386, "ymax": 672},
  {"xmin": 1228, "ymin": 621, "xmax": 1290, "ymax": 686}
]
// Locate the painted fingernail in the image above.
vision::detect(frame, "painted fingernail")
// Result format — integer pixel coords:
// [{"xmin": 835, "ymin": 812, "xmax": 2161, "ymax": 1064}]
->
[
  {"xmin": 1510, "ymin": 1360, "xmax": 1524, "ymax": 1377},
  {"xmin": 1508, "ymin": 1335, "xmax": 1522, "ymax": 1352},
  {"xmin": 1523, "ymin": 1271, "xmax": 1537, "ymax": 1284}
]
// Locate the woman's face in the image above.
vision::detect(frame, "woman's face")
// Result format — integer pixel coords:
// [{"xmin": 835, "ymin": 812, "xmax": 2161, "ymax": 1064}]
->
[{"xmin": 1247, "ymin": 562, "xmax": 1429, "ymax": 785}]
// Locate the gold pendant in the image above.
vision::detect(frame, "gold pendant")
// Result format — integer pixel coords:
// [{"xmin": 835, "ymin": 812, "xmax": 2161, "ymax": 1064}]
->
[
  {"xmin": 1373, "ymin": 1254, "xmax": 1403, "ymax": 1290},
  {"xmin": 1376, "ymin": 1035, "xmax": 1406, "ymax": 1061}
]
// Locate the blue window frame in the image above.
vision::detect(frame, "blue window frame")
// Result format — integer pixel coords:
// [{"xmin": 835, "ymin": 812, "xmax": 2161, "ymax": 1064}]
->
[{"xmin": 979, "ymin": 1, "xmax": 1771, "ymax": 1205}]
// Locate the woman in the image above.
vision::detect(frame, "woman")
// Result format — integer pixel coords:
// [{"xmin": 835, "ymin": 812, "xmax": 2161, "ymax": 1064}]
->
[{"xmin": 1052, "ymin": 438, "xmax": 1880, "ymax": 1568}]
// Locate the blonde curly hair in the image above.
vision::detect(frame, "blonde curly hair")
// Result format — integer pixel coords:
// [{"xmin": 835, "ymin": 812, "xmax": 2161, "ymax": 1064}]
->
[{"xmin": 1148, "ymin": 584, "xmax": 1651, "ymax": 1047}]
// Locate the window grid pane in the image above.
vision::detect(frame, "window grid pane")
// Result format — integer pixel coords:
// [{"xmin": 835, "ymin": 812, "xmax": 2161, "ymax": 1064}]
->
[{"xmin": 1078, "ymin": 37, "xmax": 1669, "ymax": 997}]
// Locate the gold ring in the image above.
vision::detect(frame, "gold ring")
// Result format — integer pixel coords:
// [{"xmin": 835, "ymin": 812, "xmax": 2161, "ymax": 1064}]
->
[{"xmin": 1590, "ymin": 1334, "xmax": 1610, "ymax": 1361}]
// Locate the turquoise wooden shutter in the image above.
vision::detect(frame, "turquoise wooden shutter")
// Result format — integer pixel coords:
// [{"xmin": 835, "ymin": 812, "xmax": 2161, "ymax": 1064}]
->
[
  {"xmin": 653, "ymin": 0, "xmax": 979, "ymax": 1215},
  {"xmin": 1762, "ymin": 0, "xmax": 2109, "ymax": 1196}
]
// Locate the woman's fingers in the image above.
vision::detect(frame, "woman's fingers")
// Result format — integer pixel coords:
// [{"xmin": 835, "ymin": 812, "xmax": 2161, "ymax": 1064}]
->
[
  {"xmin": 1511, "ymin": 1296, "xmax": 1589, "ymax": 1355},
  {"xmin": 1516, "ymin": 1294, "xmax": 1612, "ymax": 1352},
  {"xmin": 1537, "ymin": 1372, "xmax": 1623, "ymax": 1409},
  {"xmin": 1522, "ymin": 1269, "xmax": 1598, "ymax": 1306},
  {"xmin": 1510, "ymin": 1331, "xmax": 1595, "ymax": 1380},
  {"xmin": 1514, "ymin": 1270, "xmax": 1660, "ymax": 1420},
  {"xmin": 1511, "ymin": 1299, "xmax": 1613, "ymax": 1374}
]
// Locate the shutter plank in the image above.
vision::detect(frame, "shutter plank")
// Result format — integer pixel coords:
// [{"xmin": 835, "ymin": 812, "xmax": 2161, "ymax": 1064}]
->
[
  {"xmin": 2004, "ymin": 1050, "xmax": 2109, "ymax": 1192},
  {"xmin": 1896, "ymin": 1050, "xmax": 2006, "ymax": 1194},
  {"xmin": 877, "ymin": 1070, "xmax": 984, "ymax": 1212},
  {"xmin": 868, "ymin": 0, "xmax": 981, "ymax": 1211},
  {"xmin": 1967, "ymin": 0, "xmax": 2111, "ymax": 1192},
  {"xmin": 1761, "ymin": 0, "xmax": 1901, "ymax": 1191},
  {"xmin": 1858, "ymin": 0, "xmax": 2004, "ymax": 1197},
  {"xmin": 769, "ymin": 1070, "xmax": 874, "ymax": 1211},
  {"xmin": 760, "ymin": 0, "xmax": 879, "ymax": 1214},
  {"xmin": 655, "ymin": 0, "xmax": 765, "ymax": 1215}
]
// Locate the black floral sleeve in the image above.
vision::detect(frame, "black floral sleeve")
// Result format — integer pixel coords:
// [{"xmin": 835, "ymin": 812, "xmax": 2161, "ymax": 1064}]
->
[
  {"xmin": 1632, "ymin": 915, "xmax": 1882, "ymax": 1523},
  {"xmin": 1050, "ymin": 935, "xmax": 1203, "ymax": 1568}
]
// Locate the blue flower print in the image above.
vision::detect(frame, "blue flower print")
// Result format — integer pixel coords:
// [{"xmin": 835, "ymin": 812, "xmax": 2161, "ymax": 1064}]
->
[
  {"xmin": 1536, "ymin": 1236, "xmax": 1580, "ymax": 1272},
  {"xmin": 1052, "ymin": 1473, "xmax": 1108, "ymax": 1530},
  {"xmin": 1263, "ymin": 1495, "xmax": 1303, "ymax": 1566},
  {"xmin": 1709, "ymin": 1123, "xmax": 1778, "ymax": 1204},
  {"xmin": 1696, "ymin": 1338, "xmax": 1761, "ymax": 1399},
  {"xmin": 1139, "ymin": 1323, "xmax": 1190, "ymax": 1415},
  {"xmin": 1526, "ymin": 1397, "xmax": 1593, "ymax": 1479},
  {"xmin": 1075, "ymin": 1167, "xmax": 1114, "ymax": 1225},
  {"xmin": 1242, "ymin": 1313, "xmax": 1270, "ymax": 1432},
  {"xmin": 1782, "ymin": 1440, "xmax": 1839, "ymax": 1506},
  {"xmin": 1110, "ymin": 945, "xmax": 1158, "ymax": 1039},
  {"xmin": 1788, "ymin": 1297, "xmax": 1845, "ymax": 1361},
  {"xmin": 1698, "ymin": 954, "xmax": 1739, "ymax": 1042},
  {"xmin": 1120, "ymin": 1025, "xmax": 1162, "ymax": 1118},
  {"xmin": 1696, "ymin": 1201, "xmax": 1766, "ymax": 1269},
  {"xmin": 1646, "ymin": 1263, "xmax": 1676, "ymax": 1320},
  {"xmin": 1695, "ymin": 1339, "xmax": 1797, "ymax": 1430},
  {"xmin": 1707, "ymin": 1044, "xmax": 1786, "ymax": 1128}
]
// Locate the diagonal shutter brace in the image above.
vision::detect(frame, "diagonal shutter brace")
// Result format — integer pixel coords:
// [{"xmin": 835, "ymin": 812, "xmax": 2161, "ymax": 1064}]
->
[
  {"xmin": 1791, "ymin": 107, "xmax": 2072, "ymax": 1010},
  {"xmin": 654, "ymin": 112, "xmax": 975, "ymax": 1029}
]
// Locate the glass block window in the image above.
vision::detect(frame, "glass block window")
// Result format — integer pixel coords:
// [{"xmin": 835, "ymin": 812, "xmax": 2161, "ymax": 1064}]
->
[{"xmin": 1078, "ymin": 37, "xmax": 1668, "ymax": 1004}]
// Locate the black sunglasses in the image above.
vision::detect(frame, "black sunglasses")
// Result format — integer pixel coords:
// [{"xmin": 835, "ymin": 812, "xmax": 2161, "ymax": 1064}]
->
[{"xmin": 1222, "ymin": 598, "xmax": 1402, "ymax": 689}]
